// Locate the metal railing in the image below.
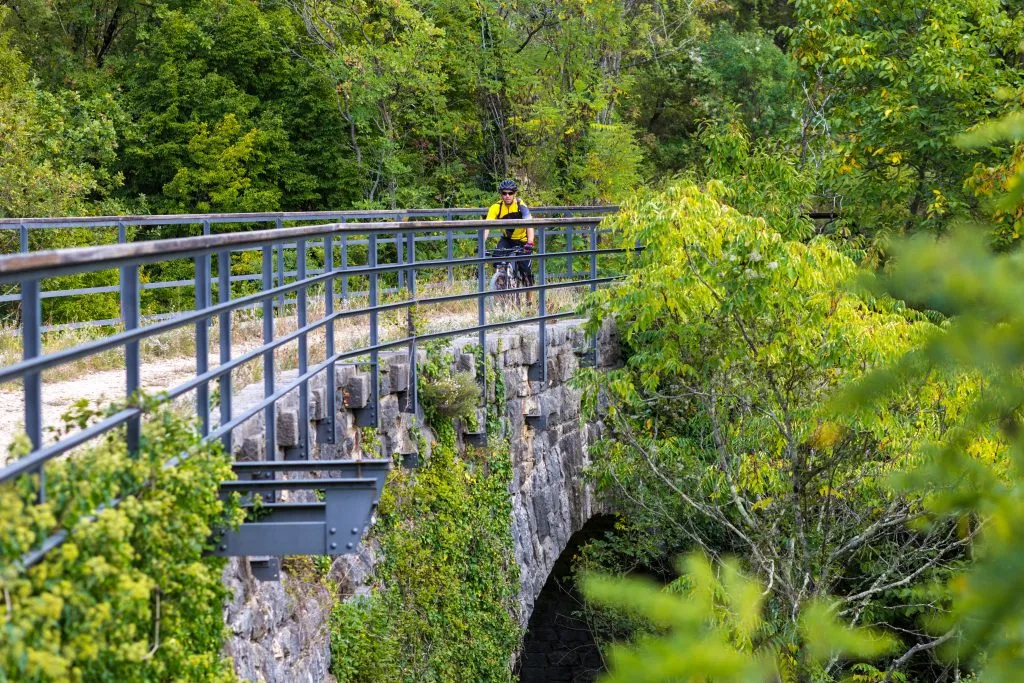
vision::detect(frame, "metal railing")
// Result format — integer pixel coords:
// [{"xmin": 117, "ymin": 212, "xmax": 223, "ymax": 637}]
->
[
  {"xmin": 0, "ymin": 206, "xmax": 617, "ymax": 331},
  {"xmin": 0, "ymin": 210, "xmax": 628, "ymax": 572}
]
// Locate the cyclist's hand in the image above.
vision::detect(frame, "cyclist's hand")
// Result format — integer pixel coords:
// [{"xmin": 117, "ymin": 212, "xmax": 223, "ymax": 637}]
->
[{"xmin": 523, "ymin": 241, "xmax": 534, "ymax": 253}]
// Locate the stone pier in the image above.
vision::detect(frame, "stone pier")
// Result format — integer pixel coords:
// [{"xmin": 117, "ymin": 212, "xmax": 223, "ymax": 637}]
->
[{"xmin": 220, "ymin": 319, "xmax": 619, "ymax": 681}]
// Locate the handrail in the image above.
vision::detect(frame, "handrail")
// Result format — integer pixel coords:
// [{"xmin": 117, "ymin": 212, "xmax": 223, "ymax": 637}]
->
[
  {"xmin": 0, "ymin": 205, "xmax": 616, "ymax": 228},
  {"xmin": 0, "ymin": 218, "xmax": 598, "ymax": 281},
  {"xmin": 0, "ymin": 206, "xmax": 619, "ymax": 332},
  {"xmin": 0, "ymin": 207, "xmax": 629, "ymax": 570}
]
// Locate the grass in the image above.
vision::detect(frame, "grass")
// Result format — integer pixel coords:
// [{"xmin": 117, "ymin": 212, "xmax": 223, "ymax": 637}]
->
[{"xmin": 0, "ymin": 275, "xmax": 590, "ymax": 394}]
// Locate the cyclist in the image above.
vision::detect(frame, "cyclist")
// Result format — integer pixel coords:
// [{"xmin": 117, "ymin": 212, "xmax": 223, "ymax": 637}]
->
[{"xmin": 483, "ymin": 180, "xmax": 535, "ymax": 296}]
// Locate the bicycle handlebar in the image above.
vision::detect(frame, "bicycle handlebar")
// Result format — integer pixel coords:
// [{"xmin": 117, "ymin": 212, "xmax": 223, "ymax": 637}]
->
[{"xmin": 486, "ymin": 247, "xmax": 529, "ymax": 257}]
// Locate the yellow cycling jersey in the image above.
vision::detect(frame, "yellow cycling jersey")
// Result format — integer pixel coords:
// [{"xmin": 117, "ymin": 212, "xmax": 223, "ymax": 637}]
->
[{"xmin": 486, "ymin": 200, "xmax": 531, "ymax": 241}]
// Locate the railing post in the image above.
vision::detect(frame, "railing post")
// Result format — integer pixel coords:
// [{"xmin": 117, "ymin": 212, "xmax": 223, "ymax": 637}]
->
[
  {"xmin": 19, "ymin": 223, "xmax": 28, "ymax": 253},
  {"xmin": 368, "ymin": 232, "xmax": 380, "ymax": 429},
  {"xmin": 120, "ymin": 264, "xmax": 140, "ymax": 454},
  {"xmin": 566, "ymin": 221, "xmax": 574, "ymax": 281},
  {"xmin": 406, "ymin": 229, "xmax": 417, "ymax": 416},
  {"xmin": 590, "ymin": 221, "xmax": 599, "ymax": 363},
  {"xmin": 340, "ymin": 220, "xmax": 349, "ymax": 301},
  {"xmin": 538, "ymin": 227, "xmax": 547, "ymax": 386},
  {"xmin": 293, "ymin": 238, "xmax": 309, "ymax": 460},
  {"xmin": 202, "ymin": 220, "xmax": 212, "ymax": 311},
  {"xmin": 396, "ymin": 221, "xmax": 405, "ymax": 290},
  {"xmin": 262, "ymin": 246, "xmax": 277, "ymax": 464},
  {"xmin": 21, "ymin": 277, "xmax": 44, "ymax": 502},
  {"xmin": 445, "ymin": 210, "xmax": 454, "ymax": 284},
  {"xmin": 322, "ymin": 235, "xmax": 337, "ymax": 445},
  {"xmin": 477, "ymin": 227, "xmax": 487, "ymax": 404},
  {"xmin": 195, "ymin": 254, "xmax": 210, "ymax": 437},
  {"xmin": 276, "ymin": 218, "xmax": 285, "ymax": 311},
  {"xmin": 218, "ymin": 249, "xmax": 233, "ymax": 454}
]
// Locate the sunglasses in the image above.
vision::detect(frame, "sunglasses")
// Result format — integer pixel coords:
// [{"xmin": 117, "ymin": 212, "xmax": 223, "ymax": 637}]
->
[{"xmin": 500, "ymin": 191, "xmax": 515, "ymax": 196}]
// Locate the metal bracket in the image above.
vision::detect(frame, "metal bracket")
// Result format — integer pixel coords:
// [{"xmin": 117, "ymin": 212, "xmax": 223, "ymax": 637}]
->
[
  {"xmin": 249, "ymin": 556, "xmax": 280, "ymax": 581},
  {"xmin": 316, "ymin": 416, "xmax": 337, "ymax": 446},
  {"xmin": 525, "ymin": 414, "xmax": 551, "ymax": 430},
  {"xmin": 527, "ymin": 360, "xmax": 545, "ymax": 383}
]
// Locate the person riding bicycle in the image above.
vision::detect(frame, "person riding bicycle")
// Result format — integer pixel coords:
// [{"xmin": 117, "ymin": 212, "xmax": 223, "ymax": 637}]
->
[{"xmin": 483, "ymin": 180, "xmax": 535, "ymax": 294}]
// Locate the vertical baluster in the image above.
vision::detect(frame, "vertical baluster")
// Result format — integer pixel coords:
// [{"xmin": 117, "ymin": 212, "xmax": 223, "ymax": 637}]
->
[
  {"xmin": 368, "ymin": 232, "xmax": 379, "ymax": 429},
  {"xmin": 396, "ymin": 220, "xmax": 405, "ymax": 290},
  {"xmin": 589, "ymin": 221, "xmax": 599, "ymax": 364},
  {"xmin": 121, "ymin": 264, "xmax": 141, "ymax": 454},
  {"xmin": 262, "ymin": 246, "xmax": 276, "ymax": 463},
  {"xmin": 202, "ymin": 221, "xmax": 212, "ymax": 312},
  {"xmin": 295, "ymin": 239, "xmax": 309, "ymax": 460},
  {"xmin": 324, "ymin": 235, "xmax": 337, "ymax": 444},
  {"xmin": 566, "ymin": 221, "xmax": 574, "ymax": 281},
  {"xmin": 195, "ymin": 255, "xmax": 210, "ymax": 436},
  {"xmin": 19, "ymin": 223, "xmax": 28, "ymax": 253},
  {"xmin": 218, "ymin": 249, "xmax": 233, "ymax": 454},
  {"xmin": 538, "ymin": 228, "xmax": 547, "ymax": 386},
  {"xmin": 406, "ymin": 229, "xmax": 417, "ymax": 416},
  {"xmin": 477, "ymin": 227, "xmax": 486, "ymax": 403},
  {"xmin": 341, "ymin": 220, "xmax": 349, "ymax": 300},
  {"xmin": 276, "ymin": 218, "xmax": 285, "ymax": 310},
  {"xmin": 22, "ymin": 277, "xmax": 43, "ymax": 502},
  {"xmin": 445, "ymin": 210, "xmax": 454, "ymax": 284}
]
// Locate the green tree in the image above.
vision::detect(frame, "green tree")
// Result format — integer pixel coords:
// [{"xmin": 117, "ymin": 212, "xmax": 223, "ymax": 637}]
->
[
  {"xmin": 578, "ymin": 180, "xmax": 969, "ymax": 679},
  {"xmin": 789, "ymin": 0, "xmax": 1024, "ymax": 249}
]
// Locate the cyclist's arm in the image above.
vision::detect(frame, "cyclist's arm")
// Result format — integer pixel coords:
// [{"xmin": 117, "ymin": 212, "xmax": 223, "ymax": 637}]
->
[
  {"xmin": 526, "ymin": 226, "xmax": 535, "ymax": 245},
  {"xmin": 483, "ymin": 203, "xmax": 499, "ymax": 242}
]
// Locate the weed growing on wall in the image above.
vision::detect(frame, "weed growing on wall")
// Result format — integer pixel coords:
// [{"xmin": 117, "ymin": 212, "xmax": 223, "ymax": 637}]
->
[
  {"xmin": 0, "ymin": 398, "xmax": 242, "ymax": 682},
  {"xmin": 330, "ymin": 346, "xmax": 521, "ymax": 681}
]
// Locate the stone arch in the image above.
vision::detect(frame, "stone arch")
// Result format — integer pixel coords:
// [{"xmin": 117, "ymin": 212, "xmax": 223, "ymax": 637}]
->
[{"xmin": 516, "ymin": 514, "xmax": 616, "ymax": 683}]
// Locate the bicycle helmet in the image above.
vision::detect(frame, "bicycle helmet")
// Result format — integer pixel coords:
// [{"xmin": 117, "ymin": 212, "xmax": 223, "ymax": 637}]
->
[{"xmin": 498, "ymin": 179, "xmax": 518, "ymax": 193}]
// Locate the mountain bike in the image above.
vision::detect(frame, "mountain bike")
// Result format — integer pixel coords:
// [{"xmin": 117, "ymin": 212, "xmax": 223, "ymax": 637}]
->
[{"xmin": 487, "ymin": 246, "xmax": 528, "ymax": 309}]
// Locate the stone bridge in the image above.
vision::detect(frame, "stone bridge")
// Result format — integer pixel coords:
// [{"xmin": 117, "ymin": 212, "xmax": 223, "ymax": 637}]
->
[{"xmin": 221, "ymin": 318, "xmax": 620, "ymax": 682}]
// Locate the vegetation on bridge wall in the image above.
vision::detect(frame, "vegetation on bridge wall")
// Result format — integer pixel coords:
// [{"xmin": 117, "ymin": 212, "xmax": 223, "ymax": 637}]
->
[
  {"xmin": 329, "ymin": 349, "xmax": 521, "ymax": 682},
  {"xmin": 0, "ymin": 400, "xmax": 242, "ymax": 682}
]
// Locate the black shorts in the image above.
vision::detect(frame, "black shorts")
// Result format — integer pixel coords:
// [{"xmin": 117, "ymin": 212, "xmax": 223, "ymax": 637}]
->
[{"xmin": 497, "ymin": 236, "xmax": 533, "ymax": 285}]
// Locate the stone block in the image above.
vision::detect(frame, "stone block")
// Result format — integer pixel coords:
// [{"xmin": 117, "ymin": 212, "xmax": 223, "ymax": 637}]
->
[
  {"xmin": 523, "ymin": 336, "xmax": 541, "ymax": 365},
  {"xmin": 335, "ymin": 363, "xmax": 355, "ymax": 389},
  {"xmin": 310, "ymin": 388, "xmax": 325, "ymax": 420},
  {"xmin": 276, "ymin": 408, "xmax": 299, "ymax": 447},
  {"xmin": 378, "ymin": 367, "xmax": 391, "ymax": 396},
  {"xmin": 456, "ymin": 352, "xmax": 475, "ymax": 373},
  {"xmin": 503, "ymin": 347, "xmax": 524, "ymax": 367},
  {"xmin": 388, "ymin": 362, "xmax": 410, "ymax": 393},
  {"xmin": 240, "ymin": 435, "xmax": 263, "ymax": 461},
  {"xmin": 395, "ymin": 413, "xmax": 419, "ymax": 454},
  {"xmin": 344, "ymin": 373, "xmax": 371, "ymax": 408}
]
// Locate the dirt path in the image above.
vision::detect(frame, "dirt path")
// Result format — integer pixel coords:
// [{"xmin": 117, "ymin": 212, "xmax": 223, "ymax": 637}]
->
[{"xmin": 0, "ymin": 353, "xmax": 216, "ymax": 460}]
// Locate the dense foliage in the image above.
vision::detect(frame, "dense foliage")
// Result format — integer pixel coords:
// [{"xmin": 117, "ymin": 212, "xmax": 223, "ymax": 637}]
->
[
  {"xmin": 3, "ymin": 0, "xmax": 1024, "ymax": 679},
  {"xmin": 329, "ymin": 359, "xmax": 520, "ymax": 682},
  {"xmin": 0, "ymin": 400, "xmax": 242, "ymax": 682},
  {"xmin": 576, "ymin": 180, "xmax": 963, "ymax": 679}
]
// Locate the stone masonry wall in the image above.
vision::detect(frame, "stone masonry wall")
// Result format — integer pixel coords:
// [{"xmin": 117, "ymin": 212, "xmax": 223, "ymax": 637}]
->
[{"xmin": 220, "ymin": 318, "xmax": 619, "ymax": 681}]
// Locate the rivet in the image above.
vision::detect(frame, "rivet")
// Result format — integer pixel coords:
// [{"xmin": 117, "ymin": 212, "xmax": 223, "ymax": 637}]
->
[
  {"xmin": 351, "ymin": 527, "xmax": 359, "ymax": 535},
  {"xmin": 330, "ymin": 542, "xmax": 337, "ymax": 550},
  {"xmin": 219, "ymin": 544, "xmax": 227, "ymax": 551},
  {"xmin": 346, "ymin": 542, "xmax": 354, "ymax": 549},
  {"xmin": 329, "ymin": 527, "xmax": 337, "ymax": 535}
]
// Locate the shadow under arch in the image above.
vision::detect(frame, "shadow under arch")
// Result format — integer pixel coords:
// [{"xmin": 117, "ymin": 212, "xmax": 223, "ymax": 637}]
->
[{"xmin": 517, "ymin": 513, "xmax": 617, "ymax": 683}]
